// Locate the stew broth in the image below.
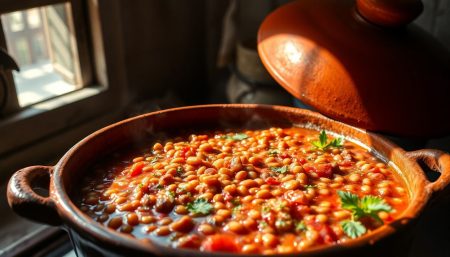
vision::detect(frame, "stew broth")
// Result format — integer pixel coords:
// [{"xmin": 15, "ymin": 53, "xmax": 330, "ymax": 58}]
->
[{"xmin": 76, "ymin": 127, "xmax": 408, "ymax": 254}]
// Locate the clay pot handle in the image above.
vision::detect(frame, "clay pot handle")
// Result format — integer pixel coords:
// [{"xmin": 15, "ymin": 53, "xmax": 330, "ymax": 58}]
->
[
  {"xmin": 406, "ymin": 149, "xmax": 450, "ymax": 194},
  {"xmin": 356, "ymin": 0, "xmax": 423, "ymax": 27},
  {"xmin": 7, "ymin": 166, "xmax": 61, "ymax": 226}
]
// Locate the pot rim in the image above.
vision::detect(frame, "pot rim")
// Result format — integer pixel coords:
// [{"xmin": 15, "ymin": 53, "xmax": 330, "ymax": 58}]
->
[{"xmin": 52, "ymin": 104, "xmax": 432, "ymax": 256}]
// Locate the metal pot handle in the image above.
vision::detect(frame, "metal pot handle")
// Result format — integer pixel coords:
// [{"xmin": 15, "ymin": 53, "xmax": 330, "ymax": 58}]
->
[
  {"xmin": 406, "ymin": 149, "xmax": 450, "ymax": 193},
  {"xmin": 7, "ymin": 166, "xmax": 61, "ymax": 226}
]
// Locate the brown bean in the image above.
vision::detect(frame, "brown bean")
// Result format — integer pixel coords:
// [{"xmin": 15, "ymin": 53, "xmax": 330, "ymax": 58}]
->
[
  {"xmin": 237, "ymin": 185, "xmax": 248, "ymax": 196},
  {"xmin": 121, "ymin": 224, "xmax": 133, "ymax": 233},
  {"xmin": 175, "ymin": 205, "xmax": 188, "ymax": 215},
  {"xmin": 201, "ymin": 175, "xmax": 220, "ymax": 187},
  {"xmin": 170, "ymin": 216, "xmax": 195, "ymax": 232},
  {"xmin": 155, "ymin": 195, "xmax": 175, "ymax": 213},
  {"xmin": 224, "ymin": 184, "xmax": 237, "ymax": 195},
  {"xmin": 225, "ymin": 221, "xmax": 246, "ymax": 234},
  {"xmin": 240, "ymin": 179, "xmax": 258, "ymax": 188},
  {"xmin": 282, "ymin": 180, "xmax": 300, "ymax": 190},
  {"xmin": 216, "ymin": 209, "xmax": 231, "ymax": 218},
  {"xmin": 176, "ymin": 235, "xmax": 202, "ymax": 248},
  {"xmin": 105, "ymin": 204, "xmax": 116, "ymax": 214},
  {"xmin": 235, "ymin": 170, "xmax": 247, "ymax": 180},
  {"xmin": 255, "ymin": 189, "xmax": 272, "ymax": 199},
  {"xmin": 108, "ymin": 217, "xmax": 122, "ymax": 229},
  {"xmin": 242, "ymin": 244, "xmax": 259, "ymax": 254},
  {"xmin": 127, "ymin": 213, "xmax": 139, "ymax": 226},
  {"xmin": 198, "ymin": 223, "xmax": 215, "ymax": 235},
  {"xmin": 155, "ymin": 226, "xmax": 171, "ymax": 236},
  {"xmin": 158, "ymin": 217, "xmax": 172, "ymax": 226},
  {"xmin": 262, "ymin": 233, "xmax": 278, "ymax": 247},
  {"xmin": 230, "ymin": 157, "xmax": 243, "ymax": 172},
  {"xmin": 97, "ymin": 214, "xmax": 109, "ymax": 223},
  {"xmin": 140, "ymin": 216, "xmax": 156, "ymax": 224},
  {"xmin": 186, "ymin": 157, "xmax": 202, "ymax": 165},
  {"xmin": 144, "ymin": 225, "xmax": 157, "ymax": 233}
]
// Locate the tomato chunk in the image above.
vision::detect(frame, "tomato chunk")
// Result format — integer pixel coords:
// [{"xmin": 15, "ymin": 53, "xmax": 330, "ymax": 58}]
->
[
  {"xmin": 304, "ymin": 163, "xmax": 333, "ymax": 178},
  {"xmin": 266, "ymin": 177, "xmax": 280, "ymax": 185},
  {"xmin": 201, "ymin": 235, "xmax": 239, "ymax": 252},
  {"xmin": 129, "ymin": 161, "xmax": 145, "ymax": 177},
  {"xmin": 318, "ymin": 224, "xmax": 338, "ymax": 244}
]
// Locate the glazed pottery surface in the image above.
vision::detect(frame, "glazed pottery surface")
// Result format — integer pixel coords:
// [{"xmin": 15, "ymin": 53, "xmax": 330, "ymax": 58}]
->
[{"xmin": 258, "ymin": 0, "xmax": 450, "ymax": 137}]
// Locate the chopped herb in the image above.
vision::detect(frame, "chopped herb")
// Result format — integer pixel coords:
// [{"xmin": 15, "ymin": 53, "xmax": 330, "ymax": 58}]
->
[
  {"xmin": 231, "ymin": 198, "xmax": 241, "ymax": 206},
  {"xmin": 156, "ymin": 184, "xmax": 164, "ymax": 190},
  {"xmin": 259, "ymin": 221, "xmax": 268, "ymax": 229},
  {"xmin": 271, "ymin": 166, "xmax": 288, "ymax": 174},
  {"xmin": 261, "ymin": 205, "xmax": 271, "ymax": 213},
  {"xmin": 232, "ymin": 205, "xmax": 242, "ymax": 215},
  {"xmin": 338, "ymin": 191, "xmax": 392, "ymax": 222},
  {"xmin": 222, "ymin": 133, "xmax": 249, "ymax": 141},
  {"xmin": 150, "ymin": 156, "xmax": 159, "ymax": 164},
  {"xmin": 186, "ymin": 198, "xmax": 213, "ymax": 215},
  {"xmin": 176, "ymin": 166, "xmax": 184, "ymax": 176},
  {"xmin": 341, "ymin": 220, "xmax": 366, "ymax": 239},
  {"xmin": 311, "ymin": 130, "xmax": 344, "ymax": 150},
  {"xmin": 166, "ymin": 191, "xmax": 175, "ymax": 200},
  {"xmin": 268, "ymin": 149, "xmax": 279, "ymax": 156},
  {"xmin": 295, "ymin": 221, "xmax": 307, "ymax": 232},
  {"xmin": 338, "ymin": 191, "xmax": 392, "ymax": 238},
  {"xmin": 304, "ymin": 184, "xmax": 317, "ymax": 189},
  {"xmin": 138, "ymin": 183, "xmax": 144, "ymax": 188}
]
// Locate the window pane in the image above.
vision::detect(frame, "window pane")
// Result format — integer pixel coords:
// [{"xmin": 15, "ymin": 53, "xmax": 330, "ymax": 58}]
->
[
  {"xmin": 8, "ymin": 12, "xmax": 24, "ymax": 32},
  {"xmin": 27, "ymin": 8, "xmax": 42, "ymax": 29},
  {"xmin": 1, "ymin": 3, "xmax": 81, "ymax": 107}
]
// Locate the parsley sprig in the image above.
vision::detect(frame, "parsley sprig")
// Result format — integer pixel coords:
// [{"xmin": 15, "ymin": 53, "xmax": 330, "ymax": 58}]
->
[
  {"xmin": 186, "ymin": 198, "xmax": 213, "ymax": 215},
  {"xmin": 338, "ymin": 191, "xmax": 392, "ymax": 238},
  {"xmin": 312, "ymin": 130, "xmax": 344, "ymax": 150}
]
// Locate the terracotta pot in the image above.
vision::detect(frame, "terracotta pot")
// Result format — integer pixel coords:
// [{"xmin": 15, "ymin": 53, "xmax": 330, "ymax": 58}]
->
[
  {"xmin": 7, "ymin": 104, "xmax": 450, "ymax": 257},
  {"xmin": 257, "ymin": 0, "xmax": 450, "ymax": 137}
]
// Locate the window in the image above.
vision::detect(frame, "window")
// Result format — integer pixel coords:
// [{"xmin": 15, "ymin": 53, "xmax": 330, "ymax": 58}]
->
[
  {"xmin": 2, "ymin": 4, "xmax": 84, "ymax": 107},
  {"xmin": 0, "ymin": 0, "xmax": 127, "ymax": 160}
]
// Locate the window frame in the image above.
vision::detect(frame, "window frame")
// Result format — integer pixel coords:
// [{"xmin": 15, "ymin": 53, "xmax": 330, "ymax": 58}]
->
[{"xmin": 0, "ymin": 0, "xmax": 128, "ymax": 161}]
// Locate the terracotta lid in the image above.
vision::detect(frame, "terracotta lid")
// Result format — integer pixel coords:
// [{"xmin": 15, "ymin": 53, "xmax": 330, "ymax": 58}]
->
[{"xmin": 258, "ymin": 0, "xmax": 450, "ymax": 138}]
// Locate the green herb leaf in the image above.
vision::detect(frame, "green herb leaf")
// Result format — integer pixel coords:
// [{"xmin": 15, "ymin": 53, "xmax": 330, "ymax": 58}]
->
[
  {"xmin": 338, "ymin": 191, "xmax": 360, "ymax": 212},
  {"xmin": 338, "ymin": 191, "xmax": 392, "ymax": 222},
  {"xmin": 361, "ymin": 195, "xmax": 393, "ymax": 213},
  {"xmin": 166, "ymin": 191, "xmax": 175, "ymax": 200},
  {"xmin": 295, "ymin": 220, "xmax": 307, "ymax": 232},
  {"xmin": 186, "ymin": 198, "xmax": 213, "ymax": 215},
  {"xmin": 268, "ymin": 149, "xmax": 279, "ymax": 156},
  {"xmin": 231, "ymin": 198, "xmax": 241, "ymax": 206},
  {"xmin": 150, "ymin": 156, "xmax": 159, "ymax": 164},
  {"xmin": 271, "ymin": 166, "xmax": 288, "ymax": 174},
  {"xmin": 311, "ymin": 130, "xmax": 344, "ymax": 150},
  {"xmin": 341, "ymin": 220, "xmax": 367, "ymax": 239},
  {"xmin": 223, "ymin": 133, "xmax": 249, "ymax": 141},
  {"xmin": 319, "ymin": 130, "xmax": 327, "ymax": 146},
  {"xmin": 304, "ymin": 184, "xmax": 317, "ymax": 189},
  {"xmin": 176, "ymin": 166, "xmax": 184, "ymax": 176},
  {"xmin": 329, "ymin": 137, "xmax": 344, "ymax": 148}
]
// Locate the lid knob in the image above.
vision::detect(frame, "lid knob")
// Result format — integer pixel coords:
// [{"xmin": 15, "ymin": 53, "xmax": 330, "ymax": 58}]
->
[{"xmin": 356, "ymin": 0, "xmax": 423, "ymax": 27}]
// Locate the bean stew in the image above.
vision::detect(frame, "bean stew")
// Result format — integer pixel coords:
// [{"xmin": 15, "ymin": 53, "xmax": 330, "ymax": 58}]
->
[{"xmin": 77, "ymin": 127, "xmax": 408, "ymax": 254}]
